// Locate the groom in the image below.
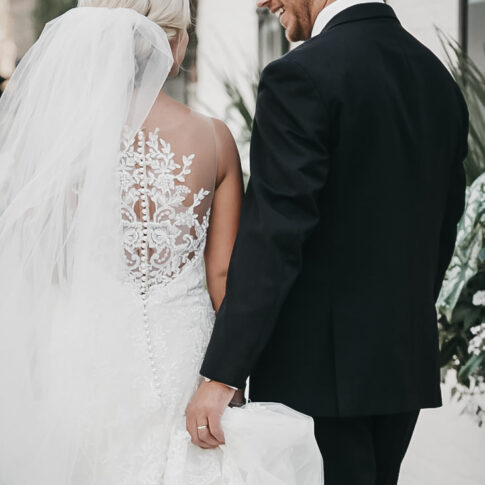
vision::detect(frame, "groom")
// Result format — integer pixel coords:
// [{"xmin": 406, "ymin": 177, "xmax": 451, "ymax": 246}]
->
[{"xmin": 187, "ymin": 1, "xmax": 468, "ymax": 483}]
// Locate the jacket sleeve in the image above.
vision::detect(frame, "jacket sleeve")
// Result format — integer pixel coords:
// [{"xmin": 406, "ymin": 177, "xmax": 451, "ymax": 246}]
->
[
  {"xmin": 200, "ymin": 57, "xmax": 331, "ymax": 388},
  {"xmin": 434, "ymin": 96, "xmax": 468, "ymax": 301}
]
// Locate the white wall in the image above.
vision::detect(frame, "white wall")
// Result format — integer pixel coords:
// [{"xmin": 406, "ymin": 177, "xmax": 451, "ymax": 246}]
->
[
  {"xmin": 388, "ymin": 0, "xmax": 460, "ymax": 62},
  {"xmin": 194, "ymin": 0, "xmax": 258, "ymax": 171},
  {"xmin": 468, "ymin": 0, "xmax": 485, "ymax": 73},
  {"xmin": 9, "ymin": 0, "xmax": 35, "ymax": 58},
  {"xmin": 195, "ymin": 0, "xmax": 258, "ymax": 120},
  {"xmin": 0, "ymin": 0, "xmax": 16, "ymax": 78}
]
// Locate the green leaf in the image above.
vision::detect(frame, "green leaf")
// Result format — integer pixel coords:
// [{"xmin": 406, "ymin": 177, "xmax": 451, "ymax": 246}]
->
[
  {"xmin": 458, "ymin": 354, "xmax": 485, "ymax": 381},
  {"xmin": 440, "ymin": 337, "xmax": 461, "ymax": 367},
  {"xmin": 464, "ymin": 307, "xmax": 481, "ymax": 330},
  {"xmin": 436, "ymin": 28, "xmax": 485, "ymax": 185},
  {"xmin": 451, "ymin": 302, "xmax": 477, "ymax": 324}
]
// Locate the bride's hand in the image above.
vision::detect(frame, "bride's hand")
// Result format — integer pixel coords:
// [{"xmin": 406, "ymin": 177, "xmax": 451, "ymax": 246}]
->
[{"xmin": 186, "ymin": 380, "xmax": 236, "ymax": 449}]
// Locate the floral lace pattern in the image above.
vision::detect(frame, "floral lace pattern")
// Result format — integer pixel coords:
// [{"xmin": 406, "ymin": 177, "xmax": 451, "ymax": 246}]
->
[{"xmin": 119, "ymin": 128, "xmax": 211, "ymax": 294}]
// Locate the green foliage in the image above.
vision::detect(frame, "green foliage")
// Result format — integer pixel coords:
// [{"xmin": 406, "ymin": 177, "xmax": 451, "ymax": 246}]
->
[
  {"xmin": 438, "ymin": 29, "xmax": 485, "ymax": 185},
  {"xmin": 437, "ymin": 32, "xmax": 485, "ymax": 425},
  {"xmin": 222, "ymin": 75, "xmax": 259, "ymax": 146},
  {"xmin": 219, "ymin": 68, "xmax": 259, "ymax": 148},
  {"xmin": 437, "ymin": 173, "xmax": 485, "ymax": 425},
  {"xmin": 33, "ymin": 0, "xmax": 77, "ymax": 37},
  {"xmin": 207, "ymin": 60, "xmax": 259, "ymax": 183},
  {"xmin": 222, "ymin": 71, "xmax": 259, "ymax": 186}
]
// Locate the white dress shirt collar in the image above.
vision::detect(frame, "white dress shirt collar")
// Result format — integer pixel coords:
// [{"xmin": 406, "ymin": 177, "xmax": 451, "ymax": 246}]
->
[{"xmin": 311, "ymin": 0, "xmax": 385, "ymax": 37}]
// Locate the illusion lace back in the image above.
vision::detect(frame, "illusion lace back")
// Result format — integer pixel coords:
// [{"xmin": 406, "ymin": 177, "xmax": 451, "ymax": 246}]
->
[{"xmin": 120, "ymin": 127, "xmax": 213, "ymax": 294}]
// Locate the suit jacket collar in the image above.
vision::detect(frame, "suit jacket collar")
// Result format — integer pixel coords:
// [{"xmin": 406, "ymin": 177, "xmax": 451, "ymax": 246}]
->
[
  {"xmin": 322, "ymin": 3, "xmax": 399, "ymax": 34},
  {"xmin": 312, "ymin": 0, "xmax": 385, "ymax": 37}
]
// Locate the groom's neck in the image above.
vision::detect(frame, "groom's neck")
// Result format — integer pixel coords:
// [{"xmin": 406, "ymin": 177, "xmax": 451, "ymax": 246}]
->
[{"xmin": 310, "ymin": 0, "xmax": 338, "ymax": 27}]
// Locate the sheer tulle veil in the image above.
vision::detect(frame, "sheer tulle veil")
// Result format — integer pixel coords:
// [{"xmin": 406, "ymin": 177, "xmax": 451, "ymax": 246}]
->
[{"xmin": 0, "ymin": 6, "xmax": 173, "ymax": 483}]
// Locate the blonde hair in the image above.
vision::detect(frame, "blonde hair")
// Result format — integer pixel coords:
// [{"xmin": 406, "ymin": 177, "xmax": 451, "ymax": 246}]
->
[{"xmin": 77, "ymin": 0, "xmax": 191, "ymax": 40}]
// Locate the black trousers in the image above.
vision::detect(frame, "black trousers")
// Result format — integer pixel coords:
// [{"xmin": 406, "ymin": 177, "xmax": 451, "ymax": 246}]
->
[{"xmin": 314, "ymin": 411, "xmax": 419, "ymax": 485}]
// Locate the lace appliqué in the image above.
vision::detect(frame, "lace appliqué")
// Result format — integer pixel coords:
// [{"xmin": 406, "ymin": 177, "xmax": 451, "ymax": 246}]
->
[{"xmin": 119, "ymin": 128, "xmax": 211, "ymax": 295}]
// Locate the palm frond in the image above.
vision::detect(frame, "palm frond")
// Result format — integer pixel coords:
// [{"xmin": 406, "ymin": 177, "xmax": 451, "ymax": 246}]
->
[
  {"xmin": 33, "ymin": 0, "xmax": 78, "ymax": 37},
  {"xmin": 221, "ymin": 70, "xmax": 260, "ymax": 145},
  {"xmin": 437, "ymin": 29, "xmax": 485, "ymax": 184}
]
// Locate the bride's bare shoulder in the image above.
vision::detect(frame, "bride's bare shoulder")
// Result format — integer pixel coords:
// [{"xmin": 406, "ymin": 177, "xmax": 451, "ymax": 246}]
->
[
  {"xmin": 209, "ymin": 117, "xmax": 238, "ymax": 157},
  {"xmin": 206, "ymin": 117, "xmax": 241, "ymax": 188},
  {"xmin": 176, "ymin": 108, "xmax": 233, "ymax": 140},
  {"xmin": 144, "ymin": 93, "xmax": 238, "ymax": 143},
  {"xmin": 143, "ymin": 96, "xmax": 207, "ymax": 132}
]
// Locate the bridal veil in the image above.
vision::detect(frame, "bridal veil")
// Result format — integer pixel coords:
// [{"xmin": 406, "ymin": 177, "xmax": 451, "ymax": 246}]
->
[{"xmin": 0, "ymin": 7, "xmax": 174, "ymax": 483}]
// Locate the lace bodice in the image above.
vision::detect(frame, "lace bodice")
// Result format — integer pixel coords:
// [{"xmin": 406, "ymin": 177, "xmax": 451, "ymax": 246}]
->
[{"xmin": 119, "ymin": 129, "xmax": 213, "ymax": 295}]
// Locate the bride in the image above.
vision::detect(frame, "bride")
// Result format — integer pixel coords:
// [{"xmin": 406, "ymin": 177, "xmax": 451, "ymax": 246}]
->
[{"xmin": 0, "ymin": 1, "xmax": 322, "ymax": 484}]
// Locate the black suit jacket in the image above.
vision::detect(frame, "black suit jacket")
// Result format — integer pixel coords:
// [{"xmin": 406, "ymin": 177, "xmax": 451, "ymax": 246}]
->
[{"xmin": 201, "ymin": 4, "xmax": 468, "ymax": 417}]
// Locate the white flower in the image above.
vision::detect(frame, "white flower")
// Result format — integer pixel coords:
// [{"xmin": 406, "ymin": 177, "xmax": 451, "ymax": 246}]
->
[
  {"xmin": 468, "ymin": 323, "xmax": 485, "ymax": 356},
  {"xmin": 472, "ymin": 291, "xmax": 485, "ymax": 306}
]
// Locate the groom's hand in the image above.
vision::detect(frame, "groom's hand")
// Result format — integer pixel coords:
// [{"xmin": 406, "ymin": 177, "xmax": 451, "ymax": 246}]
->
[{"xmin": 186, "ymin": 380, "xmax": 236, "ymax": 449}]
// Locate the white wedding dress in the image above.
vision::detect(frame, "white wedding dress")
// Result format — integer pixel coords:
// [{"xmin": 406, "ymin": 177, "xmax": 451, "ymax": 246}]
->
[{"xmin": 0, "ymin": 7, "xmax": 323, "ymax": 485}]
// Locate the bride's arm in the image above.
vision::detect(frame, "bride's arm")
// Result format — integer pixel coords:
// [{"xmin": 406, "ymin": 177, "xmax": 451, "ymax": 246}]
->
[
  {"xmin": 188, "ymin": 122, "xmax": 243, "ymax": 449},
  {"xmin": 204, "ymin": 119, "xmax": 244, "ymax": 313}
]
